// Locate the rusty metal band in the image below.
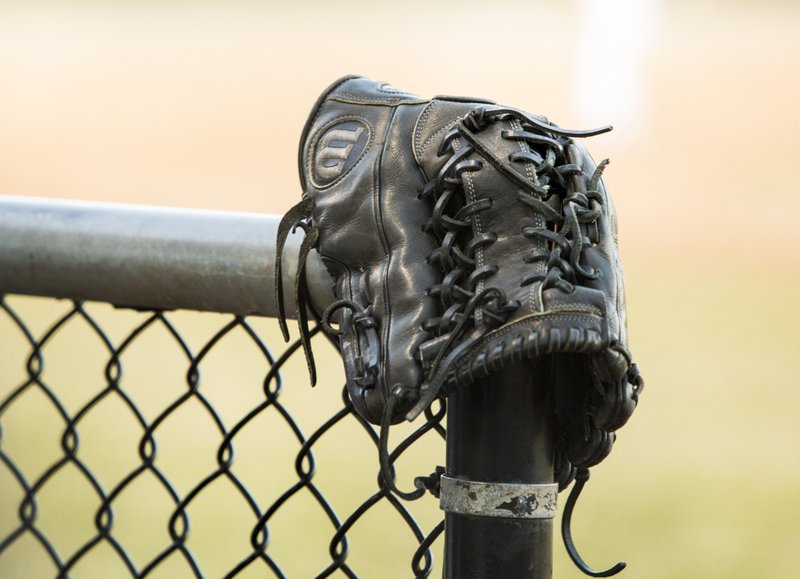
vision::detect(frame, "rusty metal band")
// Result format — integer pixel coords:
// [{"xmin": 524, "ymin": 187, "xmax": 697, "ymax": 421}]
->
[{"xmin": 439, "ymin": 476, "xmax": 558, "ymax": 519}]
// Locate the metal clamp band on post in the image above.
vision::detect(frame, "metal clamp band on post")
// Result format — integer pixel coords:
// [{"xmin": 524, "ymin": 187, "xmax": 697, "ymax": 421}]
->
[{"xmin": 440, "ymin": 476, "xmax": 558, "ymax": 519}]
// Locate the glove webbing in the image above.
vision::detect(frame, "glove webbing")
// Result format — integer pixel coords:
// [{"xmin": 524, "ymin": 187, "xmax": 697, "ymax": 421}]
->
[
  {"xmin": 418, "ymin": 109, "xmax": 621, "ymax": 473},
  {"xmin": 419, "ymin": 108, "xmax": 632, "ymax": 577}
]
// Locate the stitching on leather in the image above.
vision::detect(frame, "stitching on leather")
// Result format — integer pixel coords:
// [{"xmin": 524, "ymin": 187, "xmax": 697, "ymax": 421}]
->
[
  {"xmin": 307, "ymin": 115, "xmax": 374, "ymax": 191},
  {"xmin": 510, "ymin": 118, "xmax": 536, "ymax": 185},
  {"xmin": 419, "ymin": 121, "xmax": 459, "ymax": 160},
  {"xmin": 457, "ymin": 137, "xmax": 486, "ymax": 323},
  {"xmin": 332, "ymin": 93, "xmax": 425, "ymax": 105},
  {"xmin": 506, "ymin": 117, "xmax": 547, "ymax": 314},
  {"xmin": 483, "ymin": 313, "xmax": 603, "ymax": 342},
  {"xmin": 375, "ymin": 107, "xmax": 396, "ymax": 397},
  {"xmin": 300, "ymin": 76, "xmax": 360, "ymax": 189},
  {"xmin": 508, "ymin": 116, "xmax": 545, "ymax": 315},
  {"xmin": 306, "ymin": 77, "xmax": 357, "ymax": 142},
  {"xmin": 413, "ymin": 100, "xmax": 437, "ymax": 158},
  {"xmin": 547, "ymin": 303, "xmax": 603, "ymax": 316}
]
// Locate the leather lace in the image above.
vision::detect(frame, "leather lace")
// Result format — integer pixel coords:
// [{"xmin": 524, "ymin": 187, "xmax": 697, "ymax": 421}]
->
[
  {"xmin": 275, "ymin": 197, "xmax": 319, "ymax": 385},
  {"xmin": 420, "ymin": 106, "xmax": 612, "ymax": 377},
  {"xmin": 562, "ymin": 469, "xmax": 627, "ymax": 577},
  {"xmin": 421, "ymin": 106, "xmax": 628, "ymax": 577}
]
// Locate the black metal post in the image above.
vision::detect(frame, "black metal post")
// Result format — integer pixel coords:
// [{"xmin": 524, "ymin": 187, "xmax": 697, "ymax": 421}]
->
[{"xmin": 444, "ymin": 359, "xmax": 555, "ymax": 578}]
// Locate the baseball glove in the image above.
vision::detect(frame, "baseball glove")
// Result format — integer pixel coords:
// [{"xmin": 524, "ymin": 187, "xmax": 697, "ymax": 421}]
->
[
  {"xmin": 412, "ymin": 97, "xmax": 644, "ymax": 488},
  {"xmin": 276, "ymin": 76, "xmax": 439, "ymax": 430},
  {"xmin": 277, "ymin": 75, "xmax": 642, "ymax": 481},
  {"xmin": 277, "ymin": 75, "xmax": 643, "ymax": 576}
]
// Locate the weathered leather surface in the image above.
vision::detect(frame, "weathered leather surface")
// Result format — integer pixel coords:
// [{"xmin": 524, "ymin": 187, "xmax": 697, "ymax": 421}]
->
[
  {"xmin": 296, "ymin": 77, "xmax": 641, "ymax": 468},
  {"xmin": 298, "ymin": 77, "xmax": 438, "ymax": 423}
]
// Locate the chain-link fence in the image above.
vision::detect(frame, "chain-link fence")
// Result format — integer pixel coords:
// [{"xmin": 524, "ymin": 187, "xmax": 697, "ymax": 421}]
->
[
  {"xmin": 0, "ymin": 295, "xmax": 446, "ymax": 578},
  {"xmin": 1, "ymin": 194, "xmax": 576, "ymax": 578},
  {"xmin": 0, "ymin": 196, "xmax": 448, "ymax": 578}
]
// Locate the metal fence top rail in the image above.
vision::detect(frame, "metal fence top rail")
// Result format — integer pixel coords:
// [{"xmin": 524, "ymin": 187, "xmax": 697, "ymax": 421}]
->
[{"xmin": 0, "ymin": 195, "xmax": 334, "ymax": 318}]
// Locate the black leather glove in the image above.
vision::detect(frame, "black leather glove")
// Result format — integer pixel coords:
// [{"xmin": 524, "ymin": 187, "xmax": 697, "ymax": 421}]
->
[{"xmin": 276, "ymin": 76, "xmax": 643, "ymax": 487}]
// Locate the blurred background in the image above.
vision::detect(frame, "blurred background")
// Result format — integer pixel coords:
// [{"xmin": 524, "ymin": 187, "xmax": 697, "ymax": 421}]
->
[{"xmin": 1, "ymin": 0, "xmax": 799, "ymax": 577}]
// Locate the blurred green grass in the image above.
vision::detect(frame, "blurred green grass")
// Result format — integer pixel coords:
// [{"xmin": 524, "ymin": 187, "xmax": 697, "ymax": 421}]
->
[
  {"xmin": 1, "ymin": 1, "xmax": 799, "ymax": 576},
  {"xmin": 554, "ymin": 257, "xmax": 800, "ymax": 578}
]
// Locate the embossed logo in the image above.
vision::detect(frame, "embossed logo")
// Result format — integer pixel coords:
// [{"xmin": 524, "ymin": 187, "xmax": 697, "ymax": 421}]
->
[{"xmin": 311, "ymin": 119, "xmax": 370, "ymax": 187}]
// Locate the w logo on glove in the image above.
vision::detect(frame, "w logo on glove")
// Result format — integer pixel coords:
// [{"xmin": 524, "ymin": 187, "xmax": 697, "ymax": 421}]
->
[{"xmin": 311, "ymin": 120, "xmax": 370, "ymax": 187}]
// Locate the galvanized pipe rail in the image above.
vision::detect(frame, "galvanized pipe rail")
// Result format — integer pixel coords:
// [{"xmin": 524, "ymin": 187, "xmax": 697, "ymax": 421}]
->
[{"xmin": 0, "ymin": 195, "xmax": 334, "ymax": 317}]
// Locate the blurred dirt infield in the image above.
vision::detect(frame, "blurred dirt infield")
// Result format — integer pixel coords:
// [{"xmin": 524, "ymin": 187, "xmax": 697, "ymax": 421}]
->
[{"xmin": 2, "ymin": 1, "xmax": 799, "ymax": 577}]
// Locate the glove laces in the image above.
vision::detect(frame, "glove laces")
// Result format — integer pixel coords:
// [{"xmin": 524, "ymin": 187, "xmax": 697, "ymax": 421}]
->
[
  {"xmin": 420, "ymin": 106, "xmax": 630, "ymax": 577},
  {"xmin": 275, "ymin": 197, "xmax": 319, "ymax": 384},
  {"xmin": 418, "ymin": 106, "xmax": 612, "ymax": 385},
  {"xmin": 459, "ymin": 106, "xmax": 611, "ymax": 295}
]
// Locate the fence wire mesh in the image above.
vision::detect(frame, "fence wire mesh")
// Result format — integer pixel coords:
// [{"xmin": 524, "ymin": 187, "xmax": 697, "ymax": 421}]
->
[{"xmin": 0, "ymin": 294, "xmax": 446, "ymax": 578}]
